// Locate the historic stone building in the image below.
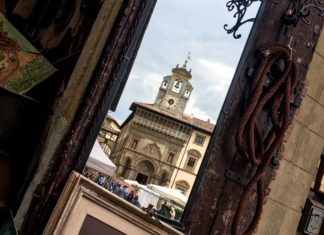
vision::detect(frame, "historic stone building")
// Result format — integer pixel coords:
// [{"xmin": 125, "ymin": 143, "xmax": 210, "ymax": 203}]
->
[
  {"xmin": 97, "ymin": 115, "xmax": 121, "ymax": 156},
  {"xmin": 111, "ymin": 63, "xmax": 214, "ymax": 195}
]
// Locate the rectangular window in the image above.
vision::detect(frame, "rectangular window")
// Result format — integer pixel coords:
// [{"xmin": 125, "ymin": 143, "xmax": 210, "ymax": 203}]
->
[
  {"xmin": 111, "ymin": 134, "xmax": 118, "ymax": 141},
  {"xmin": 185, "ymin": 156, "xmax": 197, "ymax": 172},
  {"xmin": 105, "ymin": 132, "xmax": 112, "ymax": 139},
  {"xmin": 130, "ymin": 139, "xmax": 138, "ymax": 149},
  {"xmin": 194, "ymin": 135, "xmax": 205, "ymax": 145},
  {"xmin": 187, "ymin": 157, "xmax": 196, "ymax": 167}
]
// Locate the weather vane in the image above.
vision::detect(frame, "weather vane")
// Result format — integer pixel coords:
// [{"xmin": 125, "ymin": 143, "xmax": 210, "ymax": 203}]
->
[{"xmin": 183, "ymin": 51, "xmax": 191, "ymax": 68}]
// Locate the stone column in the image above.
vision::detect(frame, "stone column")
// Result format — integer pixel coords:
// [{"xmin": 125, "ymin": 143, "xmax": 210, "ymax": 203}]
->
[{"xmin": 128, "ymin": 168, "xmax": 137, "ymax": 181}]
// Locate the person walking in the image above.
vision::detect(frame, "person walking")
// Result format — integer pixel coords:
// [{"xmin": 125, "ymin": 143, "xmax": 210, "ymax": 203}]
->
[
  {"xmin": 126, "ymin": 191, "xmax": 134, "ymax": 202},
  {"xmin": 130, "ymin": 196, "xmax": 141, "ymax": 208},
  {"xmin": 117, "ymin": 185, "xmax": 128, "ymax": 199}
]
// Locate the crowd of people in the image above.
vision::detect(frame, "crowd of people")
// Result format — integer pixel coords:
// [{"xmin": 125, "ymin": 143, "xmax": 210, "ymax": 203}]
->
[
  {"xmin": 82, "ymin": 169, "xmax": 183, "ymax": 221},
  {"xmin": 83, "ymin": 170, "xmax": 141, "ymax": 208},
  {"xmin": 108, "ymin": 182, "xmax": 141, "ymax": 207}
]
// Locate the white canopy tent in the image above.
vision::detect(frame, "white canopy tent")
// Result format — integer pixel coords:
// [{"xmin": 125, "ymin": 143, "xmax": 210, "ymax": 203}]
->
[
  {"xmin": 86, "ymin": 140, "xmax": 117, "ymax": 176},
  {"xmin": 147, "ymin": 184, "xmax": 188, "ymax": 207},
  {"xmin": 124, "ymin": 180, "xmax": 160, "ymax": 208},
  {"xmin": 124, "ymin": 179, "xmax": 142, "ymax": 188}
]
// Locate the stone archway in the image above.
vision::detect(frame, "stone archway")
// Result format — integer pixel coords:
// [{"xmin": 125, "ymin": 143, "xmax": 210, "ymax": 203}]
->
[{"xmin": 135, "ymin": 160, "xmax": 156, "ymax": 185}]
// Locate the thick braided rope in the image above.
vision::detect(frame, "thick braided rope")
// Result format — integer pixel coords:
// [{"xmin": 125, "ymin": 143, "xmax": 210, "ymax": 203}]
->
[{"xmin": 232, "ymin": 43, "xmax": 298, "ymax": 235}]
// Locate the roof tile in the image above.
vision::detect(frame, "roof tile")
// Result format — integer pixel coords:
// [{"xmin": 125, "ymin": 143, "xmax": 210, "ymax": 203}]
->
[{"xmin": 133, "ymin": 102, "xmax": 215, "ymax": 133}]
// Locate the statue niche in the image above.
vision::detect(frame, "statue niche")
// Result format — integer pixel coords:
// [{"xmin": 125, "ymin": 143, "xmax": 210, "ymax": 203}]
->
[{"xmin": 142, "ymin": 143, "xmax": 161, "ymax": 159}]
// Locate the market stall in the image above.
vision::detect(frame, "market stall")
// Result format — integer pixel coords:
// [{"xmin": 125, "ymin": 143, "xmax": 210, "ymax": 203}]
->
[
  {"xmin": 147, "ymin": 184, "xmax": 188, "ymax": 207},
  {"xmin": 86, "ymin": 140, "xmax": 117, "ymax": 176},
  {"xmin": 124, "ymin": 180, "xmax": 160, "ymax": 208}
]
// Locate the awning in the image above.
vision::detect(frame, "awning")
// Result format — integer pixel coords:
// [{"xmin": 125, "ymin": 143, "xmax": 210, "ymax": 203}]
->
[
  {"xmin": 124, "ymin": 179, "xmax": 161, "ymax": 208},
  {"xmin": 86, "ymin": 140, "xmax": 117, "ymax": 176},
  {"xmin": 147, "ymin": 184, "xmax": 188, "ymax": 207},
  {"xmin": 124, "ymin": 179, "xmax": 142, "ymax": 187}
]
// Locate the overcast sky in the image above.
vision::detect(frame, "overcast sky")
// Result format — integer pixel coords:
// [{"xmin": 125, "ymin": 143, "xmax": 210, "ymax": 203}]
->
[{"xmin": 109, "ymin": 1, "xmax": 260, "ymax": 125}]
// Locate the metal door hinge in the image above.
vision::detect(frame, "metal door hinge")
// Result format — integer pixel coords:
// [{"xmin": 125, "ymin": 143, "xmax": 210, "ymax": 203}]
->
[{"xmin": 225, "ymin": 169, "xmax": 250, "ymax": 186}]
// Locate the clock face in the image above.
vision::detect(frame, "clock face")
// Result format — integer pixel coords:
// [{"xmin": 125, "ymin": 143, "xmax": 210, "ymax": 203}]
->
[{"xmin": 163, "ymin": 95, "xmax": 178, "ymax": 109}]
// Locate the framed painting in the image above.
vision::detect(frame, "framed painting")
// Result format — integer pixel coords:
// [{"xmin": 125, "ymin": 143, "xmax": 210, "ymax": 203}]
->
[{"xmin": 0, "ymin": 13, "xmax": 56, "ymax": 93}]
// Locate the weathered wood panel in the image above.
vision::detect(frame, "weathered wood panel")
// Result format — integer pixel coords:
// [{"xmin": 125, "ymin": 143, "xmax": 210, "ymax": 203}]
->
[
  {"xmin": 19, "ymin": 1, "xmax": 157, "ymax": 234},
  {"xmin": 185, "ymin": 0, "xmax": 323, "ymax": 234}
]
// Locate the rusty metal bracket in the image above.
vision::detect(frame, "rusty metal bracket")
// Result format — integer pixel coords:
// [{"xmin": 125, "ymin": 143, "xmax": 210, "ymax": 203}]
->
[
  {"xmin": 283, "ymin": 0, "xmax": 324, "ymax": 26},
  {"xmin": 226, "ymin": 169, "xmax": 250, "ymax": 185},
  {"xmin": 224, "ymin": 0, "xmax": 263, "ymax": 39}
]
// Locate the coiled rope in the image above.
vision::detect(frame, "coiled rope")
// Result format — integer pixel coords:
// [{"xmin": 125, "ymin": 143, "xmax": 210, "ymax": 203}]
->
[{"xmin": 232, "ymin": 43, "xmax": 298, "ymax": 235}]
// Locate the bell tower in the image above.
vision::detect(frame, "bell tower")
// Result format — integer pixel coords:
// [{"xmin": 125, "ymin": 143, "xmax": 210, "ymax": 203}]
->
[{"xmin": 153, "ymin": 53, "xmax": 193, "ymax": 116}]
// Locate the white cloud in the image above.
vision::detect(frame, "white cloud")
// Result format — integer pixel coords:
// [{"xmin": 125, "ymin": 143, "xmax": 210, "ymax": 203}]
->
[
  {"xmin": 197, "ymin": 59, "xmax": 235, "ymax": 81},
  {"xmin": 109, "ymin": 0, "xmax": 259, "ymax": 125}
]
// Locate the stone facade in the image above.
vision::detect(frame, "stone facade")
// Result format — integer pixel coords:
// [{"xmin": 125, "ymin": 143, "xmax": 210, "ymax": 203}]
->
[
  {"xmin": 111, "ymin": 65, "xmax": 214, "ymax": 195},
  {"xmin": 255, "ymin": 29, "xmax": 324, "ymax": 235}
]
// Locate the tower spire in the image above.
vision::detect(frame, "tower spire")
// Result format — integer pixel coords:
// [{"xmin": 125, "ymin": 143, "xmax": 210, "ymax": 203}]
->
[{"xmin": 183, "ymin": 51, "xmax": 191, "ymax": 68}]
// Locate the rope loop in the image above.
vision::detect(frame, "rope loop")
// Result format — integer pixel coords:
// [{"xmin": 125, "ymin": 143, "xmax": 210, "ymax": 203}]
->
[{"xmin": 232, "ymin": 43, "xmax": 298, "ymax": 235}]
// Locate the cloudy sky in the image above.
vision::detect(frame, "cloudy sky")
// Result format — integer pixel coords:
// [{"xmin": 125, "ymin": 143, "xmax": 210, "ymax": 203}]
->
[{"xmin": 109, "ymin": 1, "xmax": 260, "ymax": 124}]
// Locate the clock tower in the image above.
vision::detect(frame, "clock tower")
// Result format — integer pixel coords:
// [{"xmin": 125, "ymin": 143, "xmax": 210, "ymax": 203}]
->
[{"xmin": 153, "ymin": 59, "xmax": 193, "ymax": 116}]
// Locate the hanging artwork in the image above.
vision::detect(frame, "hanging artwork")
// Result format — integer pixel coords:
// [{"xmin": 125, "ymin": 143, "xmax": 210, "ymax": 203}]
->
[{"xmin": 0, "ymin": 13, "xmax": 56, "ymax": 94}]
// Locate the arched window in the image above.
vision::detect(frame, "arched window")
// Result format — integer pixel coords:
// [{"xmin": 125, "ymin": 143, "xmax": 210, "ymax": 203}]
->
[
  {"xmin": 161, "ymin": 80, "xmax": 168, "ymax": 89},
  {"xmin": 171, "ymin": 79, "xmax": 182, "ymax": 93},
  {"xmin": 138, "ymin": 160, "xmax": 155, "ymax": 172},
  {"xmin": 100, "ymin": 142, "xmax": 111, "ymax": 155},
  {"xmin": 184, "ymin": 89, "xmax": 191, "ymax": 98},
  {"xmin": 166, "ymin": 152, "xmax": 175, "ymax": 164},
  {"xmin": 175, "ymin": 180, "xmax": 190, "ymax": 195}
]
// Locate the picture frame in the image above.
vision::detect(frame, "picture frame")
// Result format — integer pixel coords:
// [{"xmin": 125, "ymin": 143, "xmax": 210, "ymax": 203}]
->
[{"xmin": 43, "ymin": 171, "xmax": 182, "ymax": 235}]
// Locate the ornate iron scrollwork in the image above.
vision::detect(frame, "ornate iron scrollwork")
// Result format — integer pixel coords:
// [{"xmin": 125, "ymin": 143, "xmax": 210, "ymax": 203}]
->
[
  {"xmin": 225, "ymin": 0, "xmax": 324, "ymax": 39},
  {"xmin": 283, "ymin": 0, "xmax": 324, "ymax": 25},
  {"xmin": 224, "ymin": 0, "xmax": 263, "ymax": 39}
]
